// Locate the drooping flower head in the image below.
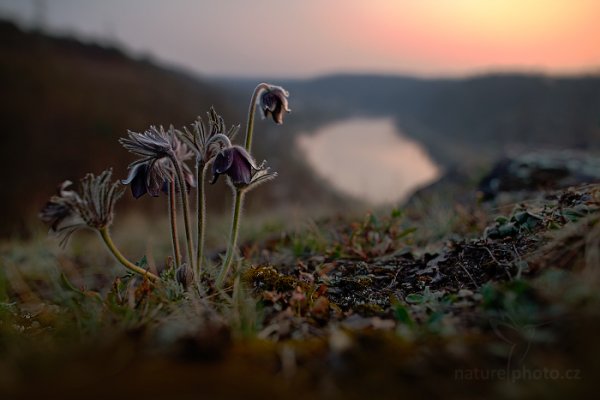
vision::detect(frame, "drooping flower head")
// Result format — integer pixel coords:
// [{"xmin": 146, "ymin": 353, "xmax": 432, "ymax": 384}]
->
[
  {"xmin": 121, "ymin": 161, "xmax": 163, "ymax": 199},
  {"xmin": 39, "ymin": 169, "xmax": 124, "ymax": 245},
  {"xmin": 119, "ymin": 125, "xmax": 194, "ymax": 198},
  {"xmin": 211, "ymin": 145, "xmax": 277, "ymax": 191},
  {"xmin": 177, "ymin": 107, "xmax": 240, "ymax": 166},
  {"xmin": 259, "ymin": 85, "xmax": 291, "ymax": 124}
]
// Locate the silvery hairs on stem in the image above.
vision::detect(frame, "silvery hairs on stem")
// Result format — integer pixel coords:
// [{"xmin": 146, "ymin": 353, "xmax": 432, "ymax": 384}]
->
[
  {"xmin": 39, "ymin": 169, "xmax": 124, "ymax": 245},
  {"xmin": 177, "ymin": 106, "xmax": 240, "ymax": 166},
  {"xmin": 120, "ymin": 125, "xmax": 195, "ymax": 198}
]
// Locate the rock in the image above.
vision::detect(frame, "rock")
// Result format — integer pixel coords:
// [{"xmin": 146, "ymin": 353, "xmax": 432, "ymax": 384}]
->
[{"xmin": 478, "ymin": 150, "xmax": 600, "ymax": 200}]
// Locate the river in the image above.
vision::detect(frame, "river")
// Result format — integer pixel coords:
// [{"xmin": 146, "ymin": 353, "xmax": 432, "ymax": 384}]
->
[{"xmin": 296, "ymin": 117, "xmax": 441, "ymax": 204}]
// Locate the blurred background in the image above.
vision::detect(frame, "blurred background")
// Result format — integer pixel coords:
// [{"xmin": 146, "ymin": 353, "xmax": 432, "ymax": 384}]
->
[{"xmin": 1, "ymin": 0, "xmax": 599, "ymax": 238}]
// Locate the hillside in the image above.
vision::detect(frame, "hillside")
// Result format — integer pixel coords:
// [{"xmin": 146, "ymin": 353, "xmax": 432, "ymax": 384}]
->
[
  {"xmin": 221, "ymin": 73, "xmax": 600, "ymax": 167},
  {"xmin": 3, "ymin": 18, "xmax": 600, "ymax": 238},
  {"xmin": 0, "ymin": 21, "xmax": 348, "ymax": 237},
  {"xmin": 0, "ymin": 21, "xmax": 228, "ymax": 236}
]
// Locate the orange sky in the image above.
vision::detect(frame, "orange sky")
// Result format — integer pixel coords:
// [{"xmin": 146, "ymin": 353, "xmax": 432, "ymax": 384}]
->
[
  {"xmin": 334, "ymin": 0, "xmax": 600, "ymax": 75},
  {"xmin": 1, "ymin": 0, "xmax": 599, "ymax": 76}
]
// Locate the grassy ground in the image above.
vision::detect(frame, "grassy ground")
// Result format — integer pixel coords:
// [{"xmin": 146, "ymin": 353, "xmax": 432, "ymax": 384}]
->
[{"xmin": 1, "ymin": 183, "xmax": 599, "ymax": 399}]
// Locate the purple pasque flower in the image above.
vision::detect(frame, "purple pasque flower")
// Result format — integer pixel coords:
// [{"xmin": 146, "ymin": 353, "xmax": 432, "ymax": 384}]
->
[
  {"xmin": 121, "ymin": 160, "xmax": 168, "ymax": 198},
  {"xmin": 259, "ymin": 85, "xmax": 290, "ymax": 124},
  {"xmin": 122, "ymin": 158, "xmax": 195, "ymax": 199},
  {"xmin": 210, "ymin": 145, "xmax": 277, "ymax": 190},
  {"xmin": 39, "ymin": 170, "xmax": 124, "ymax": 245},
  {"xmin": 39, "ymin": 181, "xmax": 80, "ymax": 231},
  {"xmin": 120, "ymin": 125, "xmax": 195, "ymax": 198},
  {"xmin": 178, "ymin": 107, "xmax": 240, "ymax": 166}
]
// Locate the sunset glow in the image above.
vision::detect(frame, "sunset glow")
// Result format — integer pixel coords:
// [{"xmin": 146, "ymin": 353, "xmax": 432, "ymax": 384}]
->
[
  {"xmin": 338, "ymin": 0, "xmax": 600, "ymax": 75},
  {"xmin": 1, "ymin": 0, "xmax": 599, "ymax": 76}
]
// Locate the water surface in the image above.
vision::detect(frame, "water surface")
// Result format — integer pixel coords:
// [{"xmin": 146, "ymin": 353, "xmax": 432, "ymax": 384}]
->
[{"xmin": 297, "ymin": 118, "xmax": 441, "ymax": 204}]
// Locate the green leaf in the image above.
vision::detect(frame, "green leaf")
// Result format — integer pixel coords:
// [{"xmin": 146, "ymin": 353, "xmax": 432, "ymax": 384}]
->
[
  {"xmin": 562, "ymin": 207, "xmax": 587, "ymax": 222},
  {"xmin": 498, "ymin": 223, "xmax": 519, "ymax": 237},
  {"xmin": 427, "ymin": 311, "xmax": 444, "ymax": 328},
  {"xmin": 59, "ymin": 273, "xmax": 85, "ymax": 296},
  {"xmin": 397, "ymin": 227, "xmax": 417, "ymax": 239},
  {"xmin": 394, "ymin": 304, "xmax": 415, "ymax": 327},
  {"xmin": 495, "ymin": 215, "xmax": 509, "ymax": 224},
  {"xmin": 391, "ymin": 208, "xmax": 403, "ymax": 219},
  {"xmin": 136, "ymin": 255, "xmax": 148, "ymax": 268},
  {"xmin": 405, "ymin": 293, "xmax": 424, "ymax": 304},
  {"xmin": 512, "ymin": 211, "xmax": 543, "ymax": 230}
]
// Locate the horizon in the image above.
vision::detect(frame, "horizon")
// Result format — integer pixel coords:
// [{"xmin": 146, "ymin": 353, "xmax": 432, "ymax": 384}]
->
[
  {"xmin": 1, "ymin": 0, "xmax": 599, "ymax": 79},
  {"xmin": 3, "ymin": 18, "xmax": 599, "ymax": 82}
]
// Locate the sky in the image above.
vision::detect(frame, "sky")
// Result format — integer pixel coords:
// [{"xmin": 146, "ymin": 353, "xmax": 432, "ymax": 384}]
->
[{"xmin": 1, "ymin": 0, "xmax": 599, "ymax": 78}]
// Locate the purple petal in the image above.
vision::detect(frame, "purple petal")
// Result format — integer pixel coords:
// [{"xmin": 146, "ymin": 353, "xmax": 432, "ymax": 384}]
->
[
  {"xmin": 209, "ymin": 172, "xmax": 220, "ymax": 185},
  {"xmin": 272, "ymin": 102, "xmax": 283, "ymax": 124},
  {"xmin": 122, "ymin": 163, "xmax": 148, "ymax": 199},
  {"xmin": 260, "ymin": 89, "xmax": 289, "ymax": 124},
  {"xmin": 213, "ymin": 149, "xmax": 234, "ymax": 174},
  {"xmin": 160, "ymin": 180, "xmax": 169, "ymax": 195},
  {"xmin": 211, "ymin": 149, "xmax": 234, "ymax": 184},
  {"xmin": 228, "ymin": 147, "xmax": 253, "ymax": 185}
]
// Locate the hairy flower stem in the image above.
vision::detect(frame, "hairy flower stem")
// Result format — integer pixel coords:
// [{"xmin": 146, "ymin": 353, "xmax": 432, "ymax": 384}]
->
[
  {"xmin": 99, "ymin": 227, "xmax": 160, "ymax": 282},
  {"xmin": 244, "ymin": 82, "xmax": 270, "ymax": 151},
  {"xmin": 169, "ymin": 154, "xmax": 196, "ymax": 278},
  {"xmin": 196, "ymin": 160, "xmax": 207, "ymax": 274},
  {"xmin": 168, "ymin": 177, "xmax": 182, "ymax": 267},
  {"xmin": 217, "ymin": 188, "xmax": 244, "ymax": 287},
  {"xmin": 218, "ymin": 84, "xmax": 270, "ymax": 286}
]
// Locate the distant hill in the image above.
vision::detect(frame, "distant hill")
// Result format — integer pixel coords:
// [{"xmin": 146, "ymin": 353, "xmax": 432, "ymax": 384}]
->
[
  {"xmin": 0, "ymin": 21, "xmax": 349, "ymax": 237},
  {"xmin": 3, "ymin": 19, "xmax": 600, "ymax": 237},
  {"xmin": 221, "ymin": 73, "xmax": 600, "ymax": 167},
  {"xmin": 0, "ymin": 20, "xmax": 233, "ymax": 236}
]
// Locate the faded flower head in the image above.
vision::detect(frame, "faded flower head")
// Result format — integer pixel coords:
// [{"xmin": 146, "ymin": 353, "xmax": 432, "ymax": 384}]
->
[
  {"xmin": 259, "ymin": 85, "xmax": 290, "ymax": 124},
  {"xmin": 211, "ymin": 145, "xmax": 277, "ymax": 190},
  {"xmin": 120, "ymin": 125, "xmax": 195, "ymax": 198},
  {"xmin": 178, "ymin": 107, "xmax": 240, "ymax": 166},
  {"xmin": 39, "ymin": 169, "xmax": 124, "ymax": 244}
]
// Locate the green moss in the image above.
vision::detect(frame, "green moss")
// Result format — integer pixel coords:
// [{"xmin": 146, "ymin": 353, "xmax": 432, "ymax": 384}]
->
[
  {"xmin": 354, "ymin": 303, "xmax": 385, "ymax": 317},
  {"xmin": 275, "ymin": 275, "xmax": 298, "ymax": 292},
  {"xmin": 243, "ymin": 266, "xmax": 303, "ymax": 292}
]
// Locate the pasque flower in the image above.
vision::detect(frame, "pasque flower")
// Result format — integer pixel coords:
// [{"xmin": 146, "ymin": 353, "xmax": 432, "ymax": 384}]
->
[
  {"xmin": 211, "ymin": 145, "xmax": 277, "ymax": 190},
  {"xmin": 121, "ymin": 158, "xmax": 195, "ymax": 198},
  {"xmin": 120, "ymin": 125, "xmax": 195, "ymax": 198},
  {"xmin": 40, "ymin": 169, "xmax": 124, "ymax": 245},
  {"xmin": 178, "ymin": 107, "xmax": 240, "ymax": 166},
  {"xmin": 216, "ymin": 83, "xmax": 289, "ymax": 287},
  {"xmin": 259, "ymin": 85, "xmax": 291, "ymax": 124},
  {"xmin": 120, "ymin": 124, "xmax": 197, "ymax": 274},
  {"xmin": 121, "ymin": 161, "xmax": 167, "ymax": 198},
  {"xmin": 177, "ymin": 107, "xmax": 240, "ymax": 274},
  {"xmin": 40, "ymin": 169, "xmax": 159, "ymax": 281}
]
